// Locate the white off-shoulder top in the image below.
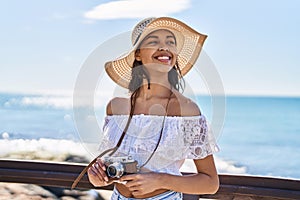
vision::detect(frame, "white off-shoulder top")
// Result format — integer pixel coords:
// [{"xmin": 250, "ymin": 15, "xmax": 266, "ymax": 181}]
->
[{"xmin": 98, "ymin": 114, "xmax": 219, "ymax": 176}]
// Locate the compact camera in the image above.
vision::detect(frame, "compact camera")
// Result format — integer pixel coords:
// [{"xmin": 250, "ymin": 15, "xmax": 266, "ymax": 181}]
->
[{"xmin": 103, "ymin": 156, "xmax": 139, "ymax": 178}]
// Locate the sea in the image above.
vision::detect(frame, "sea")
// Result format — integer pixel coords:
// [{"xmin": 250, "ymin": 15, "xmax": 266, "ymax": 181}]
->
[{"xmin": 0, "ymin": 92, "xmax": 299, "ymax": 180}]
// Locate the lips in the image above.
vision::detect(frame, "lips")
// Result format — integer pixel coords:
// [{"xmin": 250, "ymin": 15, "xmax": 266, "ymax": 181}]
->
[
  {"xmin": 156, "ymin": 56, "xmax": 171, "ymax": 61},
  {"xmin": 154, "ymin": 53, "xmax": 172, "ymax": 64}
]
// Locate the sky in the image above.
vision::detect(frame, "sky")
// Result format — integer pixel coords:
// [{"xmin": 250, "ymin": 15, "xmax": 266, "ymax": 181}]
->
[{"xmin": 0, "ymin": 0, "xmax": 299, "ymax": 97}]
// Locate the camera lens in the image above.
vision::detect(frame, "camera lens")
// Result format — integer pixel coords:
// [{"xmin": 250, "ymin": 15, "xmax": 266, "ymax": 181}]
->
[
  {"xmin": 107, "ymin": 162, "xmax": 124, "ymax": 178},
  {"xmin": 107, "ymin": 166, "xmax": 117, "ymax": 176}
]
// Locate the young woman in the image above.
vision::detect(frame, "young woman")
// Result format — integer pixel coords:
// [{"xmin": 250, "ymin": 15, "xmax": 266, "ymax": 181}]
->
[{"xmin": 87, "ymin": 17, "xmax": 219, "ymax": 200}]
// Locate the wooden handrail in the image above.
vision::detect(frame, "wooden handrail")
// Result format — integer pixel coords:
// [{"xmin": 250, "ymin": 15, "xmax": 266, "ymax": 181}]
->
[{"xmin": 0, "ymin": 159, "xmax": 299, "ymax": 200}]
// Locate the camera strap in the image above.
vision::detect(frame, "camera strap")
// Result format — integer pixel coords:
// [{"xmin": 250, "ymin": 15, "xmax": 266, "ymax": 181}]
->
[
  {"xmin": 71, "ymin": 93, "xmax": 137, "ymax": 189},
  {"xmin": 71, "ymin": 90, "xmax": 172, "ymax": 189}
]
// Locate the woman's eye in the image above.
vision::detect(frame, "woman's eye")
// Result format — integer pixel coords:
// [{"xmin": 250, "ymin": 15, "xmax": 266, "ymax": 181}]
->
[
  {"xmin": 147, "ymin": 41, "xmax": 158, "ymax": 45},
  {"xmin": 167, "ymin": 40, "xmax": 176, "ymax": 45}
]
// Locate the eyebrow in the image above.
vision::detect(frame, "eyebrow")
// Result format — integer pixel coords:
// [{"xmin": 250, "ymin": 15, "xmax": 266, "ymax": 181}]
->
[{"xmin": 144, "ymin": 35, "xmax": 176, "ymax": 40}]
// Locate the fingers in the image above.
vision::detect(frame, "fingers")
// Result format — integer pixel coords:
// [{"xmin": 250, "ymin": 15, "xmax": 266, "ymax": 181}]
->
[
  {"xmin": 120, "ymin": 174, "xmax": 141, "ymax": 189},
  {"xmin": 132, "ymin": 190, "xmax": 143, "ymax": 196},
  {"xmin": 120, "ymin": 173, "xmax": 158, "ymax": 195},
  {"xmin": 97, "ymin": 159, "xmax": 107, "ymax": 171},
  {"xmin": 97, "ymin": 159, "xmax": 109, "ymax": 182},
  {"xmin": 88, "ymin": 159, "xmax": 109, "ymax": 183},
  {"xmin": 120, "ymin": 174, "xmax": 136, "ymax": 182},
  {"xmin": 125, "ymin": 180, "xmax": 141, "ymax": 188},
  {"xmin": 124, "ymin": 181, "xmax": 145, "ymax": 196},
  {"xmin": 128, "ymin": 185, "xmax": 142, "ymax": 192}
]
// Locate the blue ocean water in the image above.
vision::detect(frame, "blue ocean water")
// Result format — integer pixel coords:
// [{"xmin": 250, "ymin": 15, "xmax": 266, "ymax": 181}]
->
[
  {"xmin": 218, "ymin": 96, "xmax": 300, "ymax": 178},
  {"xmin": 0, "ymin": 93, "xmax": 76, "ymax": 140},
  {"xmin": 0, "ymin": 92, "xmax": 299, "ymax": 179}
]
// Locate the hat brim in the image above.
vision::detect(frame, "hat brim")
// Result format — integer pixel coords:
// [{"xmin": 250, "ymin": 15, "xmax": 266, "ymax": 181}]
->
[{"xmin": 105, "ymin": 17, "xmax": 207, "ymax": 89}]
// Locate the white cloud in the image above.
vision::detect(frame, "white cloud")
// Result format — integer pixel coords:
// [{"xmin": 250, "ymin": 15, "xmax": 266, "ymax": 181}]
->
[{"xmin": 84, "ymin": 0, "xmax": 191, "ymax": 20}]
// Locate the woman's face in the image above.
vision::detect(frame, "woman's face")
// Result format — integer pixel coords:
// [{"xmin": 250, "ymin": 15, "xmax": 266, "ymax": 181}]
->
[{"xmin": 135, "ymin": 29, "xmax": 177, "ymax": 74}]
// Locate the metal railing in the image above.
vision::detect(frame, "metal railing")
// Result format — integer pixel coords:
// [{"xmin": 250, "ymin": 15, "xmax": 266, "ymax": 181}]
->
[{"xmin": 0, "ymin": 159, "xmax": 299, "ymax": 200}]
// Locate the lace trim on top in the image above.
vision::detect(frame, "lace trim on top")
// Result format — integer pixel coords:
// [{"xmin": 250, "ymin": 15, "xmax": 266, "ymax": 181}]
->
[{"xmin": 99, "ymin": 115, "xmax": 219, "ymax": 175}]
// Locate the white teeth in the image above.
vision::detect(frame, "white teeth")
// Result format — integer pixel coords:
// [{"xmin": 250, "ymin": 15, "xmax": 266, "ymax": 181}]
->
[{"xmin": 157, "ymin": 56, "xmax": 169, "ymax": 60}]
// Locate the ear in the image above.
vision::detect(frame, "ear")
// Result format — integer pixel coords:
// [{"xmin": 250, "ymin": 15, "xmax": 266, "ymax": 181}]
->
[{"xmin": 135, "ymin": 50, "xmax": 141, "ymax": 61}]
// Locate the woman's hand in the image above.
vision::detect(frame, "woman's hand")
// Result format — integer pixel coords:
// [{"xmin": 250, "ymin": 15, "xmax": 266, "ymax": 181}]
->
[
  {"xmin": 87, "ymin": 158, "xmax": 111, "ymax": 187},
  {"xmin": 120, "ymin": 173, "xmax": 165, "ymax": 196}
]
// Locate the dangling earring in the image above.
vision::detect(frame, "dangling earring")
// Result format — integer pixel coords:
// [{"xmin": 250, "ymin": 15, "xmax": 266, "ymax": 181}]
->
[{"xmin": 147, "ymin": 82, "xmax": 150, "ymax": 90}]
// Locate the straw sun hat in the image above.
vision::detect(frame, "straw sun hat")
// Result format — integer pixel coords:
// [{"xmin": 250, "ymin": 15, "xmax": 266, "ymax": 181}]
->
[{"xmin": 105, "ymin": 17, "xmax": 207, "ymax": 89}]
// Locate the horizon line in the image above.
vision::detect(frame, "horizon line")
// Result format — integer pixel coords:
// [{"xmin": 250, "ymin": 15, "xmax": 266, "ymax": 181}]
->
[{"xmin": 0, "ymin": 89, "xmax": 299, "ymax": 98}]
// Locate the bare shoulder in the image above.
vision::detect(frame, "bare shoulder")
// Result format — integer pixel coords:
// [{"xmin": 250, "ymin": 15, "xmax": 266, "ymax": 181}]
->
[
  {"xmin": 172, "ymin": 91, "xmax": 201, "ymax": 116},
  {"xmin": 106, "ymin": 97, "xmax": 130, "ymax": 115}
]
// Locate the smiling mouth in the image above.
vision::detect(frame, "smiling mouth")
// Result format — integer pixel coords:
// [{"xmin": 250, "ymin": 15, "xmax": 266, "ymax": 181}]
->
[{"xmin": 155, "ymin": 56, "xmax": 172, "ymax": 64}]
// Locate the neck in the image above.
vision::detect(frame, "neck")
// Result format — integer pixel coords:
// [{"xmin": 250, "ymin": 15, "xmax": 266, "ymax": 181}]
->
[{"xmin": 138, "ymin": 82, "xmax": 172, "ymax": 100}]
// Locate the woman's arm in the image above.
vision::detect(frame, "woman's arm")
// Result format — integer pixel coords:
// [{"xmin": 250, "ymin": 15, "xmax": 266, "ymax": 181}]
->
[
  {"xmin": 120, "ymin": 155, "xmax": 219, "ymax": 196},
  {"xmin": 161, "ymin": 155, "xmax": 219, "ymax": 194}
]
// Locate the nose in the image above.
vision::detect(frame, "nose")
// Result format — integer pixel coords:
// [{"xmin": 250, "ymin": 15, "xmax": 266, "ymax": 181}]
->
[{"xmin": 158, "ymin": 47, "xmax": 169, "ymax": 51}]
